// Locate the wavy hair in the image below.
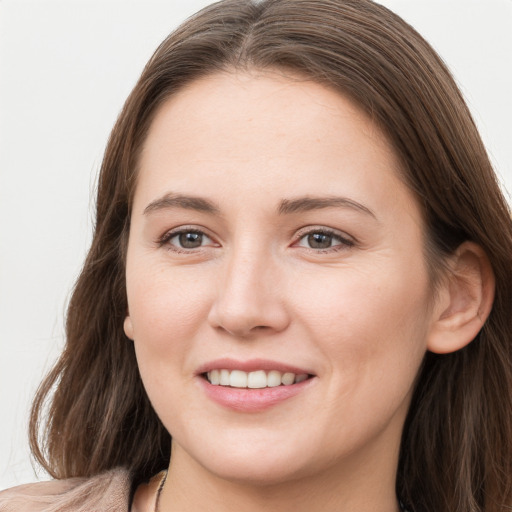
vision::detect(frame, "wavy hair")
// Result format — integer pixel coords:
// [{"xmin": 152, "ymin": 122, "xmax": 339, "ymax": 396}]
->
[{"xmin": 30, "ymin": 1, "xmax": 512, "ymax": 510}]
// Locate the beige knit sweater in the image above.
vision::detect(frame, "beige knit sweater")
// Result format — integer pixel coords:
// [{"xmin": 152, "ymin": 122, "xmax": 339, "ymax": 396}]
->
[{"xmin": 0, "ymin": 468, "xmax": 163, "ymax": 512}]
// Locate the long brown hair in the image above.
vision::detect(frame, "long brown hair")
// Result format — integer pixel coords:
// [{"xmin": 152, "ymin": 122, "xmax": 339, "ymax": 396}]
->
[{"xmin": 30, "ymin": 1, "xmax": 512, "ymax": 509}]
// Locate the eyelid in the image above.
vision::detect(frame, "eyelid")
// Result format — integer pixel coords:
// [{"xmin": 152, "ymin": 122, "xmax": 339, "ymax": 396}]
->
[
  {"xmin": 156, "ymin": 224, "xmax": 355, "ymax": 252},
  {"xmin": 292, "ymin": 226, "xmax": 356, "ymax": 250},
  {"xmin": 157, "ymin": 225, "xmax": 219, "ymax": 250}
]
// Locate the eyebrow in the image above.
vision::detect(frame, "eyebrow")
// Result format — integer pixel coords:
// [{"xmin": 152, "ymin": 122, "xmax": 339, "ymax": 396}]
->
[
  {"xmin": 143, "ymin": 192, "xmax": 376, "ymax": 219},
  {"xmin": 278, "ymin": 196, "xmax": 376, "ymax": 218},
  {"xmin": 144, "ymin": 193, "xmax": 221, "ymax": 215}
]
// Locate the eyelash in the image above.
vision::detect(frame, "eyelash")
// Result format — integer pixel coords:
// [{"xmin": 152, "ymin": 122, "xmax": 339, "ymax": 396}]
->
[
  {"xmin": 293, "ymin": 227, "xmax": 355, "ymax": 253},
  {"xmin": 157, "ymin": 226, "xmax": 355, "ymax": 254},
  {"xmin": 157, "ymin": 227, "xmax": 217, "ymax": 253}
]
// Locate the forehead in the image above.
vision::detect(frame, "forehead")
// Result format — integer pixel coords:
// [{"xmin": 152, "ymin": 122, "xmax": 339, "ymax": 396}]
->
[
  {"xmin": 141, "ymin": 69, "xmax": 386, "ymax": 159},
  {"xmin": 134, "ymin": 70, "xmax": 417, "ymax": 224}
]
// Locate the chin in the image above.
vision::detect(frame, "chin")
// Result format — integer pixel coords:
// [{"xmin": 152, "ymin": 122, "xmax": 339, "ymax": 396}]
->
[
  {"xmin": 201, "ymin": 454, "xmax": 312, "ymax": 487},
  {"xmin": 176, "ymin": 432, "xmax": 318, "ymax": 487}
]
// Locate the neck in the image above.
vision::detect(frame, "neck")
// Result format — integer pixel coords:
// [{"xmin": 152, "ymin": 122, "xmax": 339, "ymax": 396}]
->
[{"xmin": 158, "ymin": 442, "xmax": 401, "ymax": 512}]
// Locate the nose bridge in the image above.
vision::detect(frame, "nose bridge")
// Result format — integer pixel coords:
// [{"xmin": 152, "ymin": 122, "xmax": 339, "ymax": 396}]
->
[{"xmin": 208, "ymin": 239, "xmax": 289, "ymax": 337}]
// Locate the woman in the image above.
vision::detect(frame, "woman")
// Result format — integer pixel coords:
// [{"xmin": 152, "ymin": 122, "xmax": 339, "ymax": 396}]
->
[{"xmin": 1, "ymin": 0, "xmax": 511, "ymax": 511}]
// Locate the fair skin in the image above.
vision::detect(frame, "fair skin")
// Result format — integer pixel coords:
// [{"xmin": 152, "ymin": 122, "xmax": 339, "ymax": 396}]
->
[{"xmin": 124, "ymin": 70, "xmax": 494, "ymax": 512}]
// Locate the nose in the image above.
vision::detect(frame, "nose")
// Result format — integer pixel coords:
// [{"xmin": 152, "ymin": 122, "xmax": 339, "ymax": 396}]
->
[{"xmin": 207, "ymin": 247, "xmax": 290, "ymax": 338}]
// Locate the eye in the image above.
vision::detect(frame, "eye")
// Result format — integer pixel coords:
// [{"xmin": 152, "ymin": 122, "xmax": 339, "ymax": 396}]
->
[
  {"xmin": 173, "ymin": 231, "xmax": 206, "ymax": 249},
  {"xmin": 159, "ymin": 228, "xmax": 216, "ymax": 251},
  {"xmin": 295, "ymin": 228, "xmax": 354, "ymax": 251}
]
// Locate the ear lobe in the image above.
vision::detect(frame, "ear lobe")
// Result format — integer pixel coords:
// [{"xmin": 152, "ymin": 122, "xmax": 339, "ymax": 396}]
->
[
  {"xmin": 427, "ymin": 241, "xmax": 495, "ymax": 354},
  {"xmin": 124, "ymin": 315, "xmax": 134, "ymax": 340}
]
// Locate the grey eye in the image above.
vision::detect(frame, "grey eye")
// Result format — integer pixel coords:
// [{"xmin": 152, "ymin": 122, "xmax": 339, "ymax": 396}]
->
[
  {"xmin": 166, "ymin": 230, "xmax": 213, "ymax": 249},
  {"xmin": 296, "ymin": 229, "xmax": 353, "ymax": 251},
  {"xmin": 177, "ymin": 232, "xmax": 204, "ymax": 248},
  {"xmin": 307, "ymin": 233, "xmax": 334, "ymax": 249}
]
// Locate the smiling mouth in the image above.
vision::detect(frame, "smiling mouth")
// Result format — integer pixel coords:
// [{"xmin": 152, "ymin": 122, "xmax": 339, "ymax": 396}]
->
[{"xmin": 204, "ymin": 369, "xmax": 312, "ymax": 389}]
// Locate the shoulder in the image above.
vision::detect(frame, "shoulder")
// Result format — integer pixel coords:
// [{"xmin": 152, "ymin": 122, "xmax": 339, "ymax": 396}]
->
[{"xmin": 0, "ymin": 467, "xmax": 132, "ymax": 512}]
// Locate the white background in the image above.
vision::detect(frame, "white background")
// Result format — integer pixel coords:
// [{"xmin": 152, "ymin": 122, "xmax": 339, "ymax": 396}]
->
[{"xmin": 1, "ymin": 0, "xmax": 511, "ymax": 489}]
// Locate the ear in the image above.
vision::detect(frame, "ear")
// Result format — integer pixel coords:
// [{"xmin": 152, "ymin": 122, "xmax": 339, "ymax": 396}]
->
[
  {"xmin": 124, "ymin": 315, "xmax": 134, "ymax": 340},
  {"xmin": 427, "ymin": 241, "xmax": 495, "ymax": 354}
]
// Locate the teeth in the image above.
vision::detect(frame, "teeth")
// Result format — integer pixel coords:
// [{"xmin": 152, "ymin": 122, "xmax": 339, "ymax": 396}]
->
[
  {"xmin": 229, "ymin": 370, "xmax": 247, "ymax": 388},
  {"xmin": 247, "ymin": 370, "xmax": 267, "ymax": 389},
  {"xmin": 267, "ymin": 370, "xmax": 282, "ymax": 387},
  {"xmin": 281, "ymin": 372, "xmax": 295, "ymax": 386},
  {"xmin": 220, "ymin": 369, "xmax": 230, "ymax": 386},
  {"xmin": 209, "ymin": 369, "xmax": 220, "ymax": 385},
  {"xmin": 206, "ymin": 369, "xmax": 310, "ymax": 388},
  {"xmin": 295, "ymin": 373, "xmax": 308, "ymax": 383}
]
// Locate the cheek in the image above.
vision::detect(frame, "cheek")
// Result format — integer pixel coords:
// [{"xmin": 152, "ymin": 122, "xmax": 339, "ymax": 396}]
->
[
  {"xmin": 291, "ymin": 260, "xmax": 431, "ymax": 382},
  {"xmin": 127, "ymin": 267, "xmax": 214, "ymax": 429},
  {"xmin": 126, "ymin": 264, "xmax": 213, "ymax": 373}
]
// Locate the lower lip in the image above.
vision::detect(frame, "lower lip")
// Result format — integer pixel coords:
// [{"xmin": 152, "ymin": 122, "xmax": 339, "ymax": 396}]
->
[{"xmin": 199, "ymin": 377, "xmax": 315, "ymax": 412}]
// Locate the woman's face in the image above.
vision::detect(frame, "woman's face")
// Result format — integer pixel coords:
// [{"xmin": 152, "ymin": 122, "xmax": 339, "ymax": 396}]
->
[{"xmin": 124, "ymin": 71, "xmax": 437, "ymax": 484}]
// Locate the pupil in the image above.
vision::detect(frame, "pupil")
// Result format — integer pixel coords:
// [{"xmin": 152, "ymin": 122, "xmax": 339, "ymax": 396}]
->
[
  {"xmin": 179, "ymin": 232, "xmax": 202, "ymax": 248},
  {"xmin": 308, "ymin": 233, "xmax": 332, "ymax": 249}
]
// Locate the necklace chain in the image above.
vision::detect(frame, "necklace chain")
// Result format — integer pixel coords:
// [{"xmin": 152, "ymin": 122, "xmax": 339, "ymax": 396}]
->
[{"xmin": 154, "ymin": 471, "xmax": 167, "ymax": 512}]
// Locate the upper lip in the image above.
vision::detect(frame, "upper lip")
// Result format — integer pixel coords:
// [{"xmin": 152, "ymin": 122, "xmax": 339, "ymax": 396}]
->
[{"xmin": 196, "ymin": 358, "xmax": 315, "ymax": 376}]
